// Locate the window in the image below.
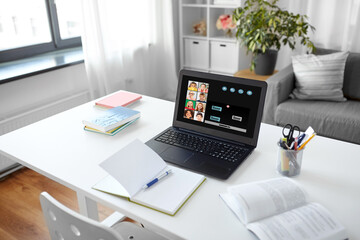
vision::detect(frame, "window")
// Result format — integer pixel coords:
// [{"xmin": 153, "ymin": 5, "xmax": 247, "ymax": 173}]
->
[
  {"xmin": 56, "ymin": 0, "xmax": 82, "ymax": 40},
  {"xmin": 0, "ymin": 0, "xmax": 82, "ymax": 63}
]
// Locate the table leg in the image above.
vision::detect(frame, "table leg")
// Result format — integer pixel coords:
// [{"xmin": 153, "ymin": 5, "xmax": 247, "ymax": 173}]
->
[{"xmin": 76, "ymin": 192, "xmax": 99, "ymax": 221}]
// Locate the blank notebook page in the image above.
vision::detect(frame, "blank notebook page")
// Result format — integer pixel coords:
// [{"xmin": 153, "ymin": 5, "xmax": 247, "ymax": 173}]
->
[{"xmin": 131, "ymin": 166, "xmax": 205, "ymax": 215}]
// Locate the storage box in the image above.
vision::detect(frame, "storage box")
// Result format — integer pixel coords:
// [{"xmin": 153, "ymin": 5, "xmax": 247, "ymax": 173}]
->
[
  {"xmin": 210, "ymin": 41, "xmax": 239, "ymax": 73},
  {"xmin": 184, "ymin": 39, "xmax": 209, "ymax": 70}
]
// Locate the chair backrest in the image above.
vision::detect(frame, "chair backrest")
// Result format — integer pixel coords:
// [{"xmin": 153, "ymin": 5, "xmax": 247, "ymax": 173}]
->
[{"xmin": 40, "ymin": 192, "xmax": 123, "ymax": 240}]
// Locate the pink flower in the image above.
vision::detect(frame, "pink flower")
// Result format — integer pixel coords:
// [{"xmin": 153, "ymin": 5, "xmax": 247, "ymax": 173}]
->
[{"xmin": 216, "ymin": 14, "xmax": 236, "ymax": 30}]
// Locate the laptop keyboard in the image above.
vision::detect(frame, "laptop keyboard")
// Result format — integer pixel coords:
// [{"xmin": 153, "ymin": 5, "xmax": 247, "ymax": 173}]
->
[{"xmin": 155, "ymin": 129, "xmax": 248, "ymax": 163}]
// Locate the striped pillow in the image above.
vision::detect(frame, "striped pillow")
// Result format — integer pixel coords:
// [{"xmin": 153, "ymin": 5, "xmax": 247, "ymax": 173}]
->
[{"xmin": 290, "ymin": 51, "xmax": 349, "ymax": 101}]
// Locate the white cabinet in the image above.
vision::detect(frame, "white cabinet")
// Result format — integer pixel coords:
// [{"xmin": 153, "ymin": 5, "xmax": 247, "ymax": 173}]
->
[
  {"xmin": 184, "ymin": 39, "xmax": 209, "ymax": 69},
  {"xmin": 179, "ymin": 0, "xmax": 249, "ymax": 75},
  {"xmin": 210, "ymin": 41, "xmax": 238, "ymax": 73}
]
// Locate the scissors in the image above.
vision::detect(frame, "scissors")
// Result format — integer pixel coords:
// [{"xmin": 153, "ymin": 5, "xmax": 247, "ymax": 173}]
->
[{"xmin": 282, "ymin": 124, "xmax": 300, "ymax": 144}]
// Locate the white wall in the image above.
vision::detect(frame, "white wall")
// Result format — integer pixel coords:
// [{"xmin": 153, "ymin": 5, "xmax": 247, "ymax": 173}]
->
[
  {"xmin": 0, "ymin": 63, "xmax": 89, "ymax": 120},
  {"xmin": 0, "ymin": 63, "xmax": 89, "ymax": 172}
]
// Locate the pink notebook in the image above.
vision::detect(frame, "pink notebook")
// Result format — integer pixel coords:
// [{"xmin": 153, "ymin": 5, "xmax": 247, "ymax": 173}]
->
[{"xmin": 95, "ymin": 91, "xmax": 142, "ymax": 108}]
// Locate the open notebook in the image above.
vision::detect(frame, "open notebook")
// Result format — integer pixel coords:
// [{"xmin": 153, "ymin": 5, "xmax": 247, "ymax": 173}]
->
[{"xmin": 93, "ymin": 139, "xmax": 205, "ymax": 216}]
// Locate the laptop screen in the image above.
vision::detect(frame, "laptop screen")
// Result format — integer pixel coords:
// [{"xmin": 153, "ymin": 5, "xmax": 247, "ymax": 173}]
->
[{"xmin": 173, "ymin": 70, "xmax": 267, "ymax": 147}]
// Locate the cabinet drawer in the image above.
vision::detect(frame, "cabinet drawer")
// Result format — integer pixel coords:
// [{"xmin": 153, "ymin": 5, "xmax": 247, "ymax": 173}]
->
[
  {"xmin": 210, "ymin": 41, "xmax": 239, "ymax": 74},
  {"xmin": 184, "ymin": 39, "xmax": 208, "ymax": 70}
]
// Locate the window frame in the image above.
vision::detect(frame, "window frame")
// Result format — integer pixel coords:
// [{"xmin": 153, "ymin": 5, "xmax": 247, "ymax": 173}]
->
[{"xmin": 0, "ymin": 0, "xmax": 82, "ymax": 63}]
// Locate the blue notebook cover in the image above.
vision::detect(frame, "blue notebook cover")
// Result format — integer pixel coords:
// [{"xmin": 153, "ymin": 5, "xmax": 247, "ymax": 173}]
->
[{"xmin": 82, "ymin": 106, "xmax": 140, "ymax": 132}]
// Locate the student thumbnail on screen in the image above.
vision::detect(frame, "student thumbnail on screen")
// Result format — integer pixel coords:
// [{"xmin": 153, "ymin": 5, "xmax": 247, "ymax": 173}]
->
[
  {"xmin": 184, "ymin": 109, "xmax": 194, "ymax": 120},
  {"xmin": 195, "ymin": 111, "xmax": 204, "ymax": 122},
  {"xmin": 195, "ymin": 102, "xmax": 206, "ymax": 112},
  {"xmin": 188, "ymin": 81, "xmax": 198, "ymax": 91},
  {"xmin": 198, "ymin": 82, "xmax": 209, "ymax": 93},
  {"xmin": 186, "ymin": 90, "xmax": 197, "ymax": 101},
  {"xmin": 185, "ymin": 99, "xmax": 196, "ymax": 110},
  {"xmin": 197, "ymin": 92, "xmax": 207, "ymax": 102}
]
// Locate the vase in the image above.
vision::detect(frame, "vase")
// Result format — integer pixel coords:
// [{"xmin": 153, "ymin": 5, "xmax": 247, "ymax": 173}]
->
[
  {"xmin": 254, "ymin": 49, "xmax": 278, "ymax": 75},
  {"xmin": 225, "ymin": 29, "xmax": 233, "ymax": 37}
]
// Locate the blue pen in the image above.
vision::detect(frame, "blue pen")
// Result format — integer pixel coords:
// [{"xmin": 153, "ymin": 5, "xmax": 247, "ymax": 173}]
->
[
  {"xmin": 297, "ymin": 133, "xmax": 306, "ymax": 145},
  {"xmin": 143, "ymin": 169, "xmax": 172, "ymax": 189}
]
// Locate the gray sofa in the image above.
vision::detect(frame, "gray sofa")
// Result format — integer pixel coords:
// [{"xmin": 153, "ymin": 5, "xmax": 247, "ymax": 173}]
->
[{"xmin": 263, "ymin": 48, "xmax": 360, "ymax": 145}]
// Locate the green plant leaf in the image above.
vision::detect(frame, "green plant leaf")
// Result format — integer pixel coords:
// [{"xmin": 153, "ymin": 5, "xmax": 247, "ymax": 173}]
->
[{"xmin": 232, "ymin": 0, "xmax": 315, "ymax": 55}]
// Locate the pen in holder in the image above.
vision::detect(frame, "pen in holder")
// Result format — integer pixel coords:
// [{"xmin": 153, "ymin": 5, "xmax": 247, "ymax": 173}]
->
[{"xmin": 276, "ymin": 142, "xmax": 304, "ymax": 177}]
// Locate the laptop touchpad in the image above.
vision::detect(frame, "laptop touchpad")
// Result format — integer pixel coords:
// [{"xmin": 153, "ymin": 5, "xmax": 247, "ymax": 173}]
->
[{"xmin": 161, "ymin": 147, "xmax": 194, "ymax": 164}]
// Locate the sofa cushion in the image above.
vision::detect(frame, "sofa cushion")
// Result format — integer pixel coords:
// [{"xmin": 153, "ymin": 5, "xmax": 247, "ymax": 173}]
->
[
  {"xmin": 275, "ymin": 99, "xmax": 360, "ymax": 144},
  {"xmin": 343, "ymin": 52, "xmax": 360, "ymax": 100},
  {"xmin": 291, "ymin": 51, "xmax": 349, "ymax": 101},
  {"xmin": 314, "ymin": 48, "xmax": 360, "ymax": 100}
]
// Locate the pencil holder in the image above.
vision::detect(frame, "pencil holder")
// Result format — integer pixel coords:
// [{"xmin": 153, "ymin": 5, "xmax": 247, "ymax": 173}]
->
[{"xmin": 276, "ymin": 145, "xmax": 304, "ymax": 177}]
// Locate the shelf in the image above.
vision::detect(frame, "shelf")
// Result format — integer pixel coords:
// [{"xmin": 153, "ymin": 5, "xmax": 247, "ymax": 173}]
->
[
  {"xmin": 182, "ymin": 4, "xmax": 207, "ymax": 8},
  {"xmin": 180, "ymin": 0, "xmax": 250, "ymax": 74},
  {"xmin": 209, "ymin": 70, "xmax": 233, "ymax": 76},
  {"xmin": 183, "ymin": 66, "xmax": 209, "ymax": 72},
  {"xmin": 209, "ymin": 4, "xmax": 240, "ymax": 9},
  {"xmin": 183, "ymin": 34, "xmax": 208, "ymax": 40},
  {"xmin": 182, "ymin": 35, "xmax": 238, "ymax": 43},
  {"xmin": 182, "ymin": 7, "xmax": 207, "ymax": 36},
  {"xmin": 209, "ymin": 36, "xmax": 237, "ymax": 43},
  {"xmin": 209, "ymin": 8, "xmax": 237, "ymax": 39},
  {"xmin": 182, "ymin": 0, "xmax": 207, "ymax": 4}
]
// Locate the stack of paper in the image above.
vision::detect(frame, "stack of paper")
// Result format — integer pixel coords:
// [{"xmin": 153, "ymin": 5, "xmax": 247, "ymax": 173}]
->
[{"xmin": 82, "ymin": 106, "xmax": 140, "ymax": 136}]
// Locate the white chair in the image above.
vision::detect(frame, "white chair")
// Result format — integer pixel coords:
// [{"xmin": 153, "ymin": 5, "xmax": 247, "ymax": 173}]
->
[{"xmin": 40, "ymin": 192, "xmax": 168, "ymax": 240}]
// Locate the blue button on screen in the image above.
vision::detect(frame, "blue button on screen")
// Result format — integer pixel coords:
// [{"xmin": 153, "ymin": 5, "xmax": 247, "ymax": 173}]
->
[
  {"xmin": 238, "ymin": 89, "xmax": 244, "ymax": 94},
  {"xmin": 210, "ymin": 116, "xmax": 221, "ymax": 122},
  {"xmin": 211, "ymin": 105, "xmax": 222, "ymax": 112},
  {"xmin": 222, "ymin": 86, "xmax": 227, "ymax": 91},
  {"xmin": 230, "ymin": 88, "xmax": 235, "ymax": 93},
  {"xmin": 247, "ymin": 90, "xmax": 253, "ymax": 96}
]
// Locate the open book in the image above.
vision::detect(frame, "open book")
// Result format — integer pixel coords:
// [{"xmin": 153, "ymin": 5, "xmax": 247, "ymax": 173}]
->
[
  {"xmin": 220, "ymin": 178, "xmax": 347, "ymax": 240},
  {"xmin": 93, "ymin": 139, "xmax": 205, "ymax": 216}
]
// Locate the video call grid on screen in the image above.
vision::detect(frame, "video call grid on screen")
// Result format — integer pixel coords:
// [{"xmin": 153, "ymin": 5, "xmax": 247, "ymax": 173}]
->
[{"xmin": 178, "ymin": 76, "xmax": 262, "ymax": 138}]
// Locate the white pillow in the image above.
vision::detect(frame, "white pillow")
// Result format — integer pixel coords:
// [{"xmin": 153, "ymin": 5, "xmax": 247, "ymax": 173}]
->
[{"xmin": 290, "ymin": 51, "xmax": 349, "ymax": 101}]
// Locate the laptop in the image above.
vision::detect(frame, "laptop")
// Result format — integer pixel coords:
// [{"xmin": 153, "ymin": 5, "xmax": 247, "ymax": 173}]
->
[{"xmin": 146, "ymin": 70, "xmax": 267, "ymax": 179}]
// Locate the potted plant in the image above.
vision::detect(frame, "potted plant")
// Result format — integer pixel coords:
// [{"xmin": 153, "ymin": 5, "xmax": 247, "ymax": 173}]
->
[{"xmin": 233, "ymin": 0, "xmax": 316, "ymax": 75}]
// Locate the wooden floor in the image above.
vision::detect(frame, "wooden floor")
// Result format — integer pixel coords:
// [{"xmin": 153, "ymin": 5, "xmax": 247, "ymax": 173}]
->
[{"xmin": 0, "ymin": 167, "xmax": 115, "ymax": 240}]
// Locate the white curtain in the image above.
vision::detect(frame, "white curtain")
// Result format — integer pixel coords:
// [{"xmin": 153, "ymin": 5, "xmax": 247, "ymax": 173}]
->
[
  {"xmin": 276, "ymin": 0, "xmax": 360, "ymax": 70},
  {"xmin": 81, "ymin": 0, "xmax": 178, "ymax": 101}
]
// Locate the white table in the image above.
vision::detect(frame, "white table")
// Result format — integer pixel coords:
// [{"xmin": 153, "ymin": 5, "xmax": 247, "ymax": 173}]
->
[{"xmin": 0, "ymin": 94, "xmax": 359, "ymax": 240}]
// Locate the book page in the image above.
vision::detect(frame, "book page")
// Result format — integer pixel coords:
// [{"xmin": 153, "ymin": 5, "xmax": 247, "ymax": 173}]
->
[
  {"xmin": 100, "ymin": 139, "xmax": 167, "ymax": 197},
  {"xmin": 247, "ymin": 203, "xmax": 347, "ymax": 240},
  {"xmin": 226, "ymin": 178, "xmax": 308, "ymax": 223},
  {"xmin": 131, "ymin": 166, "xmax": 205, "ymax": 216},
  {"xmin": 93, "ymin": 175, "xmax": 130, "ymax": 197}
]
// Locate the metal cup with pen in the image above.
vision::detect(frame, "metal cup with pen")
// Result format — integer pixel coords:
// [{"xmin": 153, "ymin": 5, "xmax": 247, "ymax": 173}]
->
[
  {"xmin": 276, "ymin": 124, "xmax": 311, "ymax": 177},
  {"xmin": 277, "ymin": 142, "xmax": 304, "ymax": 177}
]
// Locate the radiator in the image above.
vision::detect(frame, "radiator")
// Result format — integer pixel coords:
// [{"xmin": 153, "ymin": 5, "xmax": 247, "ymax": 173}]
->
[{"xmin": 0, "ymin": 91, "xmax": 90, "ymax": 178}]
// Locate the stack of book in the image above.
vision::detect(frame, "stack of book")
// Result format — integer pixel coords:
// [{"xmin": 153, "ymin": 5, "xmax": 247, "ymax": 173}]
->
[
  {"xmin": 83, "ymin": 106, "xmax": 140, "ymax": 136},
  {"xmin": 95, "ymin": 91, "xmax": 142, "ymax": 109},
  {"xmin": 82, "ymin": 91, "xmax": 142, "ymax": 136}
]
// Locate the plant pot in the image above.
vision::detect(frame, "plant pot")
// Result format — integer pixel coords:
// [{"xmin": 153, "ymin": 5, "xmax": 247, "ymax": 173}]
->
[{"xmin": 254, "ymin": 49, "xmax": 278, "ymax": 75}]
